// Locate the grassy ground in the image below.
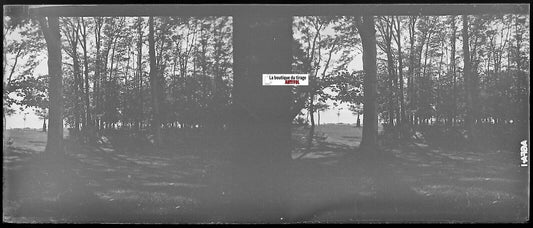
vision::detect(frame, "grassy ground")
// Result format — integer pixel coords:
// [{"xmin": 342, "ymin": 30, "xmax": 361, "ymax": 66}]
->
[{"xmin": 2, "ymin": 125, "xmax": 529, "ymax": 223}]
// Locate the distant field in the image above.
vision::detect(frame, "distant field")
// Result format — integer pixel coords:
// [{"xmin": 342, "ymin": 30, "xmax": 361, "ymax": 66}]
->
[
  {"xmin": 3, "ymin": 125, "xmax": 368, "ymax": 152},
  {"xmin": 3, "ymin": 129, "xmax": 49, "ymax": 153},
  {"xmin": 315, "ymin": 124, "xmax": 363, "ymax": 148},
  {"xmin": 315, "ymin": 124, "xmax": 383, "ymax": 148}
]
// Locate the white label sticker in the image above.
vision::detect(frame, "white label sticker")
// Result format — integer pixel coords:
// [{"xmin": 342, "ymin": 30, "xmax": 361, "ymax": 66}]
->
[{"xmin": 262, "ymin": 74, "xmax": 309, "ymax": 86}]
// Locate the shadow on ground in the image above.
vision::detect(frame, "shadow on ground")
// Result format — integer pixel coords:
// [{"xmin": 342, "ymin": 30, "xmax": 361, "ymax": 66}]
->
[{"xmin": 3, "ymin": 127, "xmax": 529, "ymax": 223}]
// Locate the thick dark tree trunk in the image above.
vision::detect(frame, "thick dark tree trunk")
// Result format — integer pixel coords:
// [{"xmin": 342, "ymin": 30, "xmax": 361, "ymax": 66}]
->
[
  {"xmin": 230, "ymin": 14, "xmax": 292, "ymax": 222},
  {"xmin": 40, "ymin": 16, "xmax": 64, "ymax": 154},
  {"xmin": 357, "ymin": 16, "xmax": 379, "ymax": 154}
]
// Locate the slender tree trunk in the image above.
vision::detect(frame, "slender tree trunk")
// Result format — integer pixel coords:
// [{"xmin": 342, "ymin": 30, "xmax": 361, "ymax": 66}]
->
[
  {"xmin": 79, "ymin": 19, "xmax": 92, "ymax": 143},
  {"xmin": 71, "ymin": 28, "xmax": 81, "ymax": 134},
  {"xmin": 40, "ymin": 16, "xmax": 64, "ymax": 154},
  {"xmin": 307, "ymin": 93, "xmax": 315, "ymax": 151},
  {"xmin": 148, "ymin": 17, "xmax": 162, "ymax": 148},
  {"xmin": 94, "ymin": 17, "xmax": 102, "ymax": 131},
  {"xmin": 462, "ymin": 15, "xmax": 474, "ymax": 140},
  {"xmin": 386, "ymin": 41, "xmax": 395, "ymax": 128},
  {"xmin": 136, "ymin": 17, "xmax": 144, "ymax": 131},
  {"xmin": 317, "ymin": 111, "xmax": 320, "ymax": 126},
  {"xmin": 42, "ymin": 118, "xmax": 47, "ymax": 132},
  {"xmin": 77, "ymin": 23, "xmax": 86, "ymax": 131},
  {"xmin": 101, "ymin": 29, "xmax": 112, "ymax": 130},
  {"xmin": 450, "ymin": 16, "xmax": 457, "ymax": 127},
  {"xmin": 81, "ymin": 20, "xmax": 91, "ymax": 132},
  {"xmin": 395, "ymin": 16, "xmax": 406, "ymax": 127},
  {"xmin": 123, "ymin": 46, "xmax": 131, "ymax": 127},
  {"xmin": 357, "ymin": 111, "xmax": 361, "ymax": 127},
  {"xmin": 357, "ymin": 16, "xmax": 379, "ymax": 153},
  {"xmin": 407, "ymin": 16, "xmax": 417, "ymax": 126},
  {"xmin": 421, "ymin": 26, "xmax": 432, "ymax": 125},
  {"xmin": 436, "ymin": 36, "xmax": 445, "ymax": 125}
]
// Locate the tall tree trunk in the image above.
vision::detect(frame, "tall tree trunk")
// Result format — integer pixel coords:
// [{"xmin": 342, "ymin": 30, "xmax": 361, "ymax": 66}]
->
[
  {"xmin": 71, "ymin": 26, "xmax": 81, "ymax": 134},
  {"xmin": 450, "ymin": 16, "xmax": 457, "ymax": 127},
  {"xmin": 77, "ymin": 22, "xmax": 86, "ymax": 131},
  {"xmin": 39, "ymin": 16, "xmax": 64, "ymax": 154},
  {"xmin": 419, "ymin": 23, "xmax": 431, "ymax": 125},
  {"xmin": 106, "ymin": 31, "xmax": 119, "ymax": 128},
  {"xmin": 123, "ymin": 46, "xmax": 131, "ymax": 127},
  {"xmin": 148, "ymin": 17, "xmax": 162, "ymax": 148},
  {"xmin": 436, "ymin": 37, "xmax": 445, "ymax": 125},
  {"xmin": 80, "ymin": 19, "xmax": 91, "ymax": 132},
  {"xmin": 357, "ymin": 16, "xmax": 378, "ymax": 153},
  {"xmin": 377, "ymin": 17, "xmax": 395, "ymax": 128},
  {"xmin": 462, "ymin": 14, "xmax": 474, "ymax": 140},
  {"xmin": 136, "ymin": 17, "xmax": 144, "ymax": 131},
  {"xmin": 407, "ymin": 16, "xmax": 417, "ymax": 126},
  {"xmin": 386, "ymin": 38, "xmax": 395, "ymax": 128},
  {"xmin": 414, "ymin": 20, "xmax": 429, "ymax": 126},
  {"xmin": 304, "ymin": 20, "xmax": 324, "ymax": 153},
  {"xmin": 394, "ymin": 16, "xmax": 405, "ymax": 127},
  {"xmin": 230, "ymin": 14, "xmax": 292, "ymax": 221},
  {"xmin": 100, "ymin": 33, "xmax": 112, "ymax": 130},
  {"xmin": 94, "ymin": 17, "xmax": 102, "ymax": 130}
]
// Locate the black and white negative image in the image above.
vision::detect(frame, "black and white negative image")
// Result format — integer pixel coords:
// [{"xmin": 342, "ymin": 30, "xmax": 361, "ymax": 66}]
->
[{"xmin": 2, "ymin": 4, "xmax": 530, "ymax": 223}]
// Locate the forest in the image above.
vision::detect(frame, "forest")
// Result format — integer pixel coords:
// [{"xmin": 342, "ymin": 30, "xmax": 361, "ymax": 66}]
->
[{"xmin": 3, "ymin": 5, "xmax": 530, "ymax": 223}]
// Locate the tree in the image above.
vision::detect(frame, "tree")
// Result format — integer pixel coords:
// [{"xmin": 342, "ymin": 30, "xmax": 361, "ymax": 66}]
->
[
  {"xmin": 349, "ymin": 103, "xmax": 363, "ymax": 127},
  {"xmin": 407, "ymin": 16, "xmax": 418, "ymax": 125},
  {"xmin": 462, "ymin": 14, "xmax": 474, "ymax": 140},
  {"xmin": 61, "ymin": 17, "xmax": 82, "ymax": 134},
  {"xmin": 293, "ymin": 16, "xmax": 340, "ymax": 151},
  {"xmin": 3, "ymin": 15, "xmax": 46, "ymax": 134},
  {"xmin": 356, "ymin": 16, "xmax": 379, "ymax": 153},
  {"xmin": 148, "ymin": 17, "xmax": 162, "ymax": 147},
  {"xmin": 38, "ymin": 16, "xmax": 64, "ymax": 154},
  {"xmin": 377, "ymin": 16, "xmax": 397, "ymax": 128},
  {"xmin": 135, "ymin": 17, "xmax": 144, "ymax": 131},
  {"xmin": 93, "ymin": 17, "xmax": 104, "ymax": 130},
  {"xmin": 393, "ymin": 16, "xmax": 406, "ymax": 128},
  {"xmin": 328, "ymin": 70, "xmax": 364, "ymax": 127},
  {"xmin": 78, "ymin": 18, "xmax": 92, "ymax": 136},
  {"xmin": 449, "ymin": 15, "xmax": 458, "ymax": 126},
  {"xmin": 231, "ymin": 14, "xmax": 292, "ymax": 220}
]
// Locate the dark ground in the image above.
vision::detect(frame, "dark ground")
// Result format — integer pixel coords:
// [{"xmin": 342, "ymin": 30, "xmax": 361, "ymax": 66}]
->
[{"xmin": 2, "ymin": 125, "xmax": 529, "ymax": 223}]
